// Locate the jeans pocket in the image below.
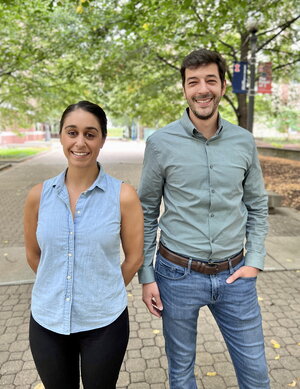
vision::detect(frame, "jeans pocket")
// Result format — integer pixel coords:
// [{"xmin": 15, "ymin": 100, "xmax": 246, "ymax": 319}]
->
[
  {"xmin": 239, "ymin": 276, "xmax": 257, "ymax": 281},
  {"xmin": 231, "ymin": 257, "xmax": 257, "ymax": 281},
  {"xmin": 155, "ymin": 253, "xmax": 188, "ymax": 281}
]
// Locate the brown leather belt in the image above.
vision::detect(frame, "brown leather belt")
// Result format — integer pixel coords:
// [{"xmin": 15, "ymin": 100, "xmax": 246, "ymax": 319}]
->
[{"xmin": 159, "ymin": 243, "xmax": 243, "ymax": 275}]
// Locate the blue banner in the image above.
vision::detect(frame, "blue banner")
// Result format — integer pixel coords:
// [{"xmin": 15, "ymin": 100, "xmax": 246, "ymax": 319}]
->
[{"xmin": 232, "ymin": 61, "xmax": 248, "ymax": 94}]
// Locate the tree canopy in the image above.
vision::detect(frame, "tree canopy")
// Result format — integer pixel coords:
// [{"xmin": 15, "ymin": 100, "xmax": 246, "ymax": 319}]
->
[
  {"xmin": 91, "ymin": 0, "xmax": 300, "ymax": 128},
  {"xmin": 0, "ymin": 0, "xmax": 299, "ymax": 129},
  {"xmin": 0, "ymin": 0, "xmax": 98, "ymax": 126}
]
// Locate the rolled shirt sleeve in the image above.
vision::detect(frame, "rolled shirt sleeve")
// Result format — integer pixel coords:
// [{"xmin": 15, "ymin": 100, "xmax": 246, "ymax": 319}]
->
[
  {"xmin": 138, "ymin": 139, "xmax": 164, "ymax": 284},
  {"xmin": 243, "ymin": 141, "xmax": 268, "ymax": 270}
]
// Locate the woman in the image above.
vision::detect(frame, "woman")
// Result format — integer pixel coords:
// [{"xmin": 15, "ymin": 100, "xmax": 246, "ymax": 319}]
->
[{"xmin": 24, "ymin": 101, "xmax": 144, "ymax": 389}]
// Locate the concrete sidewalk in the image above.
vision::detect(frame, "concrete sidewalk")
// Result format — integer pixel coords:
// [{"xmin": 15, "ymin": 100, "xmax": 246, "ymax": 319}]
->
[{"xmin": 0, "ymin": 140, "xmax": 300, "ymax": 388}]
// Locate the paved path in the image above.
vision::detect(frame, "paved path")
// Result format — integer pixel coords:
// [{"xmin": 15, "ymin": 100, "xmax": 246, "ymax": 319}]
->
[{"xmin": 0, "ymin": 140, "xmax": 300, "ymax": 388}]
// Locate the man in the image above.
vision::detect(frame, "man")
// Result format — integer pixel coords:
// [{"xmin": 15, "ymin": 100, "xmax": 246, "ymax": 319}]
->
[{"xmin": 138, "ymin": 48, "xmax": 270, "ymax": 389}]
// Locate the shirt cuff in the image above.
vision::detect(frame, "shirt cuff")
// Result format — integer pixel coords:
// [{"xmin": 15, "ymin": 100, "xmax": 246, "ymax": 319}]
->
[
  {"xmin": 244, "ymin": 251, "xmax": 265, "ymax": 270},
  {"xmin": 138, "ymin": 265, "xmax": 155, "ymax": 284}
]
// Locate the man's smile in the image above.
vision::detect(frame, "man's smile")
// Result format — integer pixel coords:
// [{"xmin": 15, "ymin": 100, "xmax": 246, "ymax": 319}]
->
[{"xmin": 193, "ymin": 95, "xmax": 213, "ymax": 105}]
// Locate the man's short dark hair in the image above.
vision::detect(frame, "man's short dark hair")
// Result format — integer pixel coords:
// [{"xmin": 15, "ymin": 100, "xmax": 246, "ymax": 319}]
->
[{"xmin": 180, "ymin": 49, "xmax": 227, "ymax": 86}]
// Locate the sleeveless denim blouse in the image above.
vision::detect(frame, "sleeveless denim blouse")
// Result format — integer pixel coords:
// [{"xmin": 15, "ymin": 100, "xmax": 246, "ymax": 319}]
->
[{"xmin": 31, "ymin": 167, "xmax": 127, "ymax": 335}]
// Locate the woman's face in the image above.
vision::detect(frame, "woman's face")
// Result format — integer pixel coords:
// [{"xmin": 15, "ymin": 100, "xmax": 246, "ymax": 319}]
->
[{"xmin": 60, "ymin": 109, "xmax": 105, "ymax": 169}]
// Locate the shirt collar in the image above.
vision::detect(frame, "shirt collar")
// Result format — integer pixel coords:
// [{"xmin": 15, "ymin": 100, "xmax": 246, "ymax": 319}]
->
[
  {"xmin": 180, "ymin": 108, "xmax": 224, "ymax": 138},
  {"xmin": 52, "ymin": 163, "xmax": 107, "ymax": 193}
]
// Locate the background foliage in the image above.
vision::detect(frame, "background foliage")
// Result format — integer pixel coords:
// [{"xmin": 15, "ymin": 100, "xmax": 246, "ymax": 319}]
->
[{"xmin": 0, "ymin": 0, "xmax": 299, "ymax": 130}]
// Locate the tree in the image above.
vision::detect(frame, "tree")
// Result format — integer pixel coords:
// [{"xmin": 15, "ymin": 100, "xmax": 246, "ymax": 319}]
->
[
  {"xmin": 1, "ymin": 0, "xmax": 299, "ymax": 130},
  {"xmin": 81, "ymin": 0, "xmax": 300, "ymax": 128},
  {"xmin": 0, "ymin": 0, "xmax": 105, "ymax": 126}
]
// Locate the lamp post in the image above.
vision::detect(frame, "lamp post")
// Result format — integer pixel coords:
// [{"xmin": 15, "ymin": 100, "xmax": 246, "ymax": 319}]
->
[{"xmin": 246, "ymin": 19, "xmax": 258, "ymax": 133}]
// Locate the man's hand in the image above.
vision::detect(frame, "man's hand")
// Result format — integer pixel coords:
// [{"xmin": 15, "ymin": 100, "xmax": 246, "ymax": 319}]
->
[
  {"xmin": 226, "ymin": 266, "xmax": 260, "ymax": 284},
  {"xmin": 142, "ymin": 282, "xmax": 163, "ymax": 318}
]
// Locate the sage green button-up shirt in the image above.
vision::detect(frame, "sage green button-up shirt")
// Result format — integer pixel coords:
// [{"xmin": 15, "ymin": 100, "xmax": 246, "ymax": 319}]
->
[{"xmin": 138, "ymin": 109, "xmax": 268, "ymax": 284}]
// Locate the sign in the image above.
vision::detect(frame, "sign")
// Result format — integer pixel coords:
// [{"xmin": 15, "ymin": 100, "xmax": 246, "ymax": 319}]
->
[
  {"xmin": 257, "ymin": 62, "xmax": 272, "ymax": 94},
  {"xmin": 232, "ymin": 61, "xmax": 248, "ymax": 94}
]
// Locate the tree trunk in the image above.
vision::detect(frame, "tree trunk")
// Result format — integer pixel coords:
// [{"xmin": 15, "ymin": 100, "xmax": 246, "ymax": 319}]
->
[
  {"xmin": 127, "ymin": 125, "xmax": 132, "ymax": 139},
  {"xmin": 237, "ymin": 93, "xmax": 248, "ymax": 129},
  {"xmin": 237, "ymin": 32, "xmax": 250, "ymax": 130}
]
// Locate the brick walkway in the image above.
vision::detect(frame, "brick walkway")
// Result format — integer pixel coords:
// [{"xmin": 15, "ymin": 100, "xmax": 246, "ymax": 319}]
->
[{"xmin": 0, "ymin": 140, "xmax": 300, "ymax": 388}]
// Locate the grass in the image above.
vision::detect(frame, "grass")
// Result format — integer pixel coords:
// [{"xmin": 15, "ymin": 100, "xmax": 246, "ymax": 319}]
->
[
  {"xmin": 0, "ymin": 147, "xmax": 48, "ymax": 160},
  {"xmin": 256, "ymin": 137, "xmax": 300, "ymax": 149},
  {"xmin": 260, "ymin": 137, "xmax": 300, "ymax": 146},
  {"xmin": 269, "ymin": 140, "xmax": 300, "ymax": 149},
  {"xmin": 107, "ymin": 127, "xmax": 124, "ymax": 138}
]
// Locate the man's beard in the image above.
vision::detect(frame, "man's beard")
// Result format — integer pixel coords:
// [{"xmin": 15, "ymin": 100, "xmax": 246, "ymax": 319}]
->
[
  {"xmin": 189, "ymin": 94, "xmax": 221, "ymax": 120},
  {"xmin": 190, "ymin": 107, "xmax": 216, "ymax": 120}
]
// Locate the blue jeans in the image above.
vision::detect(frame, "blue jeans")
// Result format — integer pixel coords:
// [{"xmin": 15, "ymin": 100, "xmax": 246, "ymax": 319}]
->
[{"xmin": 154, "ymin": 251, "xmax": 270, "ymax": 389}]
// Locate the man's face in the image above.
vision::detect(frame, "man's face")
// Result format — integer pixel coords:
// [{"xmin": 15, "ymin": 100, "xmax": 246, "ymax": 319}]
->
[{"xmin": 183, "ymin": 63, "xmax": 226, "ymax": 121}]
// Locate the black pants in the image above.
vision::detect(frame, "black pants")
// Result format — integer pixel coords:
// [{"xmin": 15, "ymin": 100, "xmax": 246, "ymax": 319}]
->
[{"xmin": 29, "ymin": 308, "xmax": 129, "ymax": 389}]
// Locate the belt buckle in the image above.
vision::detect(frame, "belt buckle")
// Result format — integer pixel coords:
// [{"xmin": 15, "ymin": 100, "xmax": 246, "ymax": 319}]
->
[{"xmin": 207, "ymin": 262, "xmax": 219, "ymax": 272}]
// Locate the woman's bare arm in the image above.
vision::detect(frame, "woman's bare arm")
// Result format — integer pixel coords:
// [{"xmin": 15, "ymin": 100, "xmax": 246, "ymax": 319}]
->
[
  {"xmin": 120, "ymin": 183, "xmax": 144, "ymax": 286},
  {"xmin": 24, "ymin": 183, "xmax": 42, "ymax": 273}
]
